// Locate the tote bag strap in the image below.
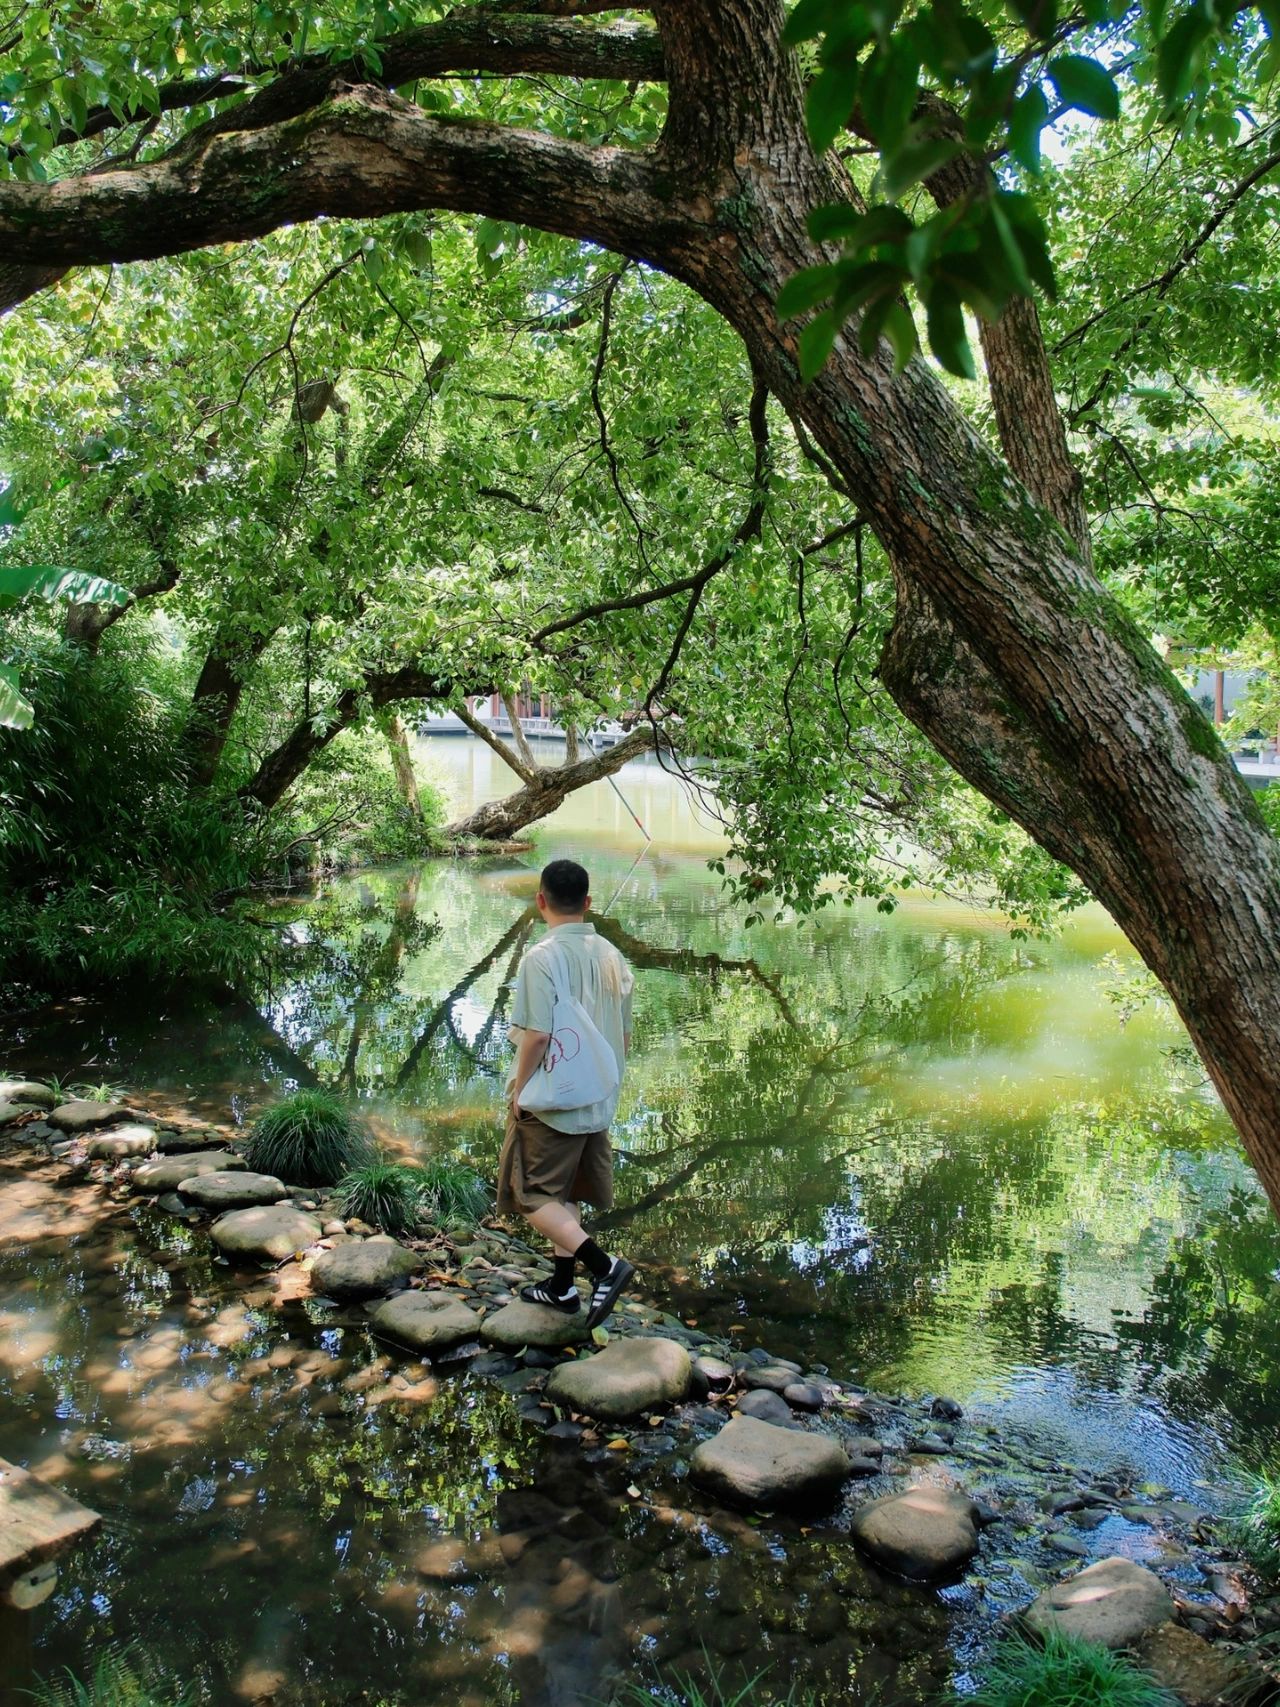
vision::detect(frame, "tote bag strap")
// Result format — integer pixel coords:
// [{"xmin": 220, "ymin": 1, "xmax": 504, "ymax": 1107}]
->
[{"xmin": 545, "ymin": 942, "xmax": 572, "ymax": 1007}]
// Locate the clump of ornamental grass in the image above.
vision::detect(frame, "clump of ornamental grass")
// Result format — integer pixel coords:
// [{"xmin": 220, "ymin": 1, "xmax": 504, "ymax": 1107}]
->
[
  {"xmin": 967, "ymin": 1628, "xmax": 1178, "ymax": 1707},
  {"xmin": 1231, "ymin": 1471, "xmax": 1280, "ymax": 1583},
  {"xmin": 244, "ymin": 1088, "xmax": 371, "ymax": 1186},
  {"xmin": 71, "ymin": 1080, "xmax": 124, "ymax": 1103},
  {"xmin": 416, "ymin": 1155, "xmax": 491, "ymax": 1227},
  {"xmin": 27, "ymin": 1643, "xmax": 193, "ymax": 1707},
  {"xmin": 337, "ymin": 1160, "xmax": 429, "ymax": 1235},
  {"xmin": 606, "ymin": 1657, "xmax": 818, "ymax": 1705}
]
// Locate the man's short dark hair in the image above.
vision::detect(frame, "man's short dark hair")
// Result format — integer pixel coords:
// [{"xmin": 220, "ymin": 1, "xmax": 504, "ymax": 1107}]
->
[{"xmin": 541, "ymin": 858, "xmax": 590, "ymax": 912}]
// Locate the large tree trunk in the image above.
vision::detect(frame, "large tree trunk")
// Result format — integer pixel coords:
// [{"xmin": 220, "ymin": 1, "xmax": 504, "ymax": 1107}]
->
[
  {"xmin": 381, "ymin": 711, "xmax": 423, "ymax": 819},
  {"xmin": 187, "ymin": 631, "xmax": 277, "ymax": 788},
  {"xmin": 445, "ymin": 725, "xmax": 657, "ymax": 841},
  {"xmin": 6, "ymin": 1, "xmax": 1280, "ymax": 1209}
]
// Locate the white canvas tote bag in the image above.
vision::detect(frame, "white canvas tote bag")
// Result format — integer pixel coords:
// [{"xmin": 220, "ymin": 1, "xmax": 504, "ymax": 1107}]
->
[{"xmin": 517, "ymin": 944, "xmax": 620, "ymax": 1115}]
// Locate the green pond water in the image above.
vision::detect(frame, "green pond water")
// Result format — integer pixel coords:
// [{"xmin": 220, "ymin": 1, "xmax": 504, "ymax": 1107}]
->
[{"xmin": 4, "ymin": 737, "xmax": 1280, "ymax": 1704}]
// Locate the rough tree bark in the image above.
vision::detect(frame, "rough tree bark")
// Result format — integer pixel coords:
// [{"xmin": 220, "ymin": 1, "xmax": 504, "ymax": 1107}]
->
[
  {"xmin": 6, "ymin": 2, "xmax": 1280, "ymax": 1210},
  {"xmin": 188, "ymin": 630, "xmax": 278, "ymax": 788},
  {"xmin": 380, "ymin": 711, "xmax": 424, "ymax": 820}
]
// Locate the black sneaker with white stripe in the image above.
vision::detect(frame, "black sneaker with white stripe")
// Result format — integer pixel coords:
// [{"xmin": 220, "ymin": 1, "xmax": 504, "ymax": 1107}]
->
[
  {"xmin": 585, "ymin": 1257, "xmax": 636, "ymax": 1330},
  {"xmin": 520, "ymin": 1279, "xmax": 580, "ymax": 1314}
]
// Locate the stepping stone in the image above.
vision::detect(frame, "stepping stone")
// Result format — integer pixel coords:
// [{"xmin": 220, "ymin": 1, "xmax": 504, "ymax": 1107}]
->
[
  {"xmin": 737, "ymin": 1389, "xmax": 797, "ymax": 1427},
  {"xmin": 0, "ymin": 1101, "xmax": 42, "ymax": 1128},
  {"xmin": 1136, "ymin": 1620, "xmax": 1261, "ymax": 1704},
  {"xmin": 178, "ymin": 1170, "xmax": 287, "ymax": 1210},
  {"xmin": 850, "ymin": 1487, "xmax": 981, "ymax": 1581},
  {"xmin": 690, "ymin": 1415, "xmax": 851, "ymax": 1510},
  {"xmin": 132, "ymin": 1151, "xmax": 245, "ymax": 1192},
  {"xmin": 372, "ymin": 1291, "xmax": 481, "ymax": 1354},
  {"xmin": 545, "ymin": 1337, "xmax": 691, "ymax": 1421},
  {"xmin": 784, "ymin": 1382, "xmax": 827, "ymax": 1412},
  {"xmin": 740, "ymin": 1364, "xmax": 799, "ymax": 1393},
  {"xmin": 212, "ymin": 1205, "xmax": 322, "ymax": 1263},
  {"xmin": 694, "ymin": 1356, "xmax": 734, "ymax": 1392},
  {"xmin": 0, "ymin": 1081, "xmax": 56, "ymax": 1109},
  {"xmin": 86, "ymin": 1125, "xmax": 159, "ymax": 1160},
  {"xmin": 0, "ymin": 1455, "xmax": 101, "ymax": 1607},
  {"xmin": 479, "ymin": 1300, "xmax": 590, "ymax": 1350},
  {"xmin": 48, "ymin": 1100, "xmax": 125, "ymax": 1133},
  {"xmin": 310, "ymin": 1236, "xmax": 422, "ymax": 1300},
  {"xmin": 153, "ymin": 1129, "xmax": 228, "ymax": 1154},
  {"xmin": 1024, "ymin": 1556, "xmax": 1174, "ymax": 1649}
]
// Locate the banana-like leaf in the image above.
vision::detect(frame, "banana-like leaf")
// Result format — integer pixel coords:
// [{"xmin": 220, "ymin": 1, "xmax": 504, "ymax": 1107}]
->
[
  {"xmin": 0, "ymin": 565, "xmax": 131, "ymax": 611},
  {"xmin": 0, "ymin": 662, "xmax": 34, "ymax": 730}
]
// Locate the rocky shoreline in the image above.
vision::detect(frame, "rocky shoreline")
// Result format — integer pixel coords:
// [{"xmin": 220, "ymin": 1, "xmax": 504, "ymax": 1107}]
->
[{"xmin": 3, "ymin": 1076, "xmax": 1279, "ymax": 1705}]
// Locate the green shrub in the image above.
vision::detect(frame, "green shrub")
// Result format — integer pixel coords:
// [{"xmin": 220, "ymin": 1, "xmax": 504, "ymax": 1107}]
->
[
  {"xmin": 338, "ymin": 1160, "xmax": 429, "ymax": 1235},
  {"xmin": 27, "ymin": 1644, "xmax": 192, "ymax": 1707},
  {"xmin": 272, "ymin": 721, "xmax": 447, "ymax": 872},
  {"xmin": 416, "ymin": 1156, "xmax": 491, "ymax": 1226},
  {"xmin": 245, "ymin": 1088, "xmax": 371, "ymax": 1186},
  {"xmin": 1231, "ymin": 1471, "xmax": 1280, "ymax": 1582},
  {"xmin": 967, "ymin": 1628, "xmax": 1178, "ymax": 1707}
]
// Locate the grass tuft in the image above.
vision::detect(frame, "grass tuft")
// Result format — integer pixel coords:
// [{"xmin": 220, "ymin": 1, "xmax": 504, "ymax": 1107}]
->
[
  {"xmin": 606, "ymin": 1655, "xmax": 818, "ymax": 1705},
  {"xmin": 338, "ymin": 1160, "xmax": 429, "ymax": 1235},
  {"xmin": 70, "ymin": 1080, "xmax": 124, "ymax": 1103},
  {"xmin": 26, "ymin": 1644, "xmax": 192, "ymax": 1706},
  {"xmin": 968, "ymin": 1628, "xmax": 1178, "ymax": 1707},
  {"xmin": 416, "ymin": 1156, "xmax": 491, "ymax": 1227},
  {"xmin": 244, "ymin": 1088, "xmax": 371, "ymax": 1186},
  {"xmin": 1231, "ymin": 1471, "xmax": 1280, "ymax": 1583}
]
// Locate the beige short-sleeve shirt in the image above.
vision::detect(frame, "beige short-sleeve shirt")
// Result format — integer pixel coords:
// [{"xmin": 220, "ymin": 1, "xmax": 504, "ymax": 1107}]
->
[{"xmin": 507, "ymin": 922, "xmax": 634, "ymax": 1133}]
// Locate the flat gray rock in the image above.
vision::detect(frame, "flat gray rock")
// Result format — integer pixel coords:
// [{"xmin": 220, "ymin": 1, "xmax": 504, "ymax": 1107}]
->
[
  {"xmin": 310, "ymin": 1236, "xmax": 422, "ymax": 1299},
  {"xmin": 545, "ymin": 1337, "xmax": 691, "ymax": 1420},
  {"xmin": 0, "ymin": 1101, "xmax": 41, "ymax": 1128},
  {"xmin": 0, "ymin": 1080, "xmax": 56, "ymax": 1109},
  {"xmin": 212, "ymin": 1205, "xmax": 322, "ymax": 1263},
  {"xmin": 49, "ymin": 1100, "xmax": 125, "ymax": 1133},
  {"xmin": 737, "ymin": 1389, "xmax": 797, "ymax": 1426},
  {"xmin": 132, "ymin": 1151, "xmax": 245, "ymax": 1192},
  {"xmin": 1024, "ymin": 1556, "xmax": 1174, "ymax": 1649},
  {"xmin": 690, "ymin": 1414, "xmax": 850, "ymax": 1510},
  {"xmin": 851, "ymin": 1486, "xmax": 981, "ymax": 1581},
  {"xmin": 153, "ymin": 1128, "xmax": 227, "ymax": 1154},
  {"xmin": 372, "ymin": 1291, "xmax": 482, "ymax": 1354},
  {"xmin": 741, "ymin": 1364, "xmax": 800, "ymax": 1393},
  {"xmin": 86, "ymin": 1125, "xmax": 158, "ymax": 1160},
  {"xmin": 479, "ymin": 1300, "xmax": 590, "ymax": 1350},
  {"xmin": 694, "ymin": 1355, "xmax": 735, "ymax": 1391},
  {"xmin": 178, "ymin": 1170, "xmax": 286, "ymax": 1209}
]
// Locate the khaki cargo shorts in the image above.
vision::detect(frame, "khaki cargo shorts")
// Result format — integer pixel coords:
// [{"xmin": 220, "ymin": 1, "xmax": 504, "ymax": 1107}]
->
[{"xmin": 496, "ymin": 1107, "xmax": 614, "ymax": 1216}]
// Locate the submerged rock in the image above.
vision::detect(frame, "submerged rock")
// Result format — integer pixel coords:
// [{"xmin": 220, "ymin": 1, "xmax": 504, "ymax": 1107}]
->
[
  {"xmin": 690, "ymin": 1414, "xmax": 850, "ymax": 1510},
  {"xmin": 49, "ymin": 1100, "xmax": 125, "ymax": 1132},
  {"xmin": 132, "ymin": 1151, "xmax": 245, "ymax": 1192},
  {"xmin": 850, "ymin": 1486, "xmax": 981, "ymax": 1581},
  {"xmin": 212, "ymin": 1204, "xmax": 322, "ymax": 1262},
  {"xmin": 372, "ymin": 1291, "xmax": 481, "ymax": 1354},
  {"xmin": 545, "ymin": 1337, "xmax": 691, "ymax": 1420},
  {"xmin": 1136, "ymin": 1620, "xmax": 1259, "ymax": 1705},
  {"xmin": 310, "ymin": 1235, "xmax": 421, "ymax": 1299},
  {"xmin": 0, "ymin": 1080, "xmax": 56, "ymax": 1108},
  {"xmin": 86, "ymin": 1125, "xmax": 158, "ymax": 1160},
  {"xmin": 1023, "ymin": 1556, "xmax": 1174, "ymax": 1648},
  {"xmin": 479, "ymin": 1300, "xmax": 590, "ymax": 1350},
  {"xmin": 179, "ymin": 1170, "xmax": 287, "ymax": 1210}
]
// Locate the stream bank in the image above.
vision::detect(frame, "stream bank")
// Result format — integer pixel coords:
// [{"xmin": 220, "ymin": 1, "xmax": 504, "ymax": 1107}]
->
[{"xmin": 2, "ymin": 1080, "xmax": 1278, "ymax": 1706}]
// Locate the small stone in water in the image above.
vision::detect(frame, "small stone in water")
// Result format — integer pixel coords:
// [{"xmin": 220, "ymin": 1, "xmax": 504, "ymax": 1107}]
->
[{"xmin": 931, "ymin": 1395, "xmax": 964, "ymax": 1421}]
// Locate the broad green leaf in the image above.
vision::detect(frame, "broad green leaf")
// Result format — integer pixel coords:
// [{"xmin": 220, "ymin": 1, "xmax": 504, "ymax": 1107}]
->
[
  {"xmin": 0, "ymin": 663, "xmax": 33, "ymax": 730},
  {"xmin": 798, "ymin": 310, "xmax": 840, "ymax": 381},
  {"xmin": 925, "ymin": 285, "xmax": 975, "ymax": 379},
  {"xmin": 1157, "ymin": 9, "xmax": 1213, "ymax": 104},
  {"xmin": 878, "ymin": 134, "xmax": 959, "ymax": 199},
  {"xmin": 1048, "ymin": 53, "xmax": 1120, "ymax": 121},
  {"xmin": 1009, "ymin": 83, "xmax": 1049, "ymax": 174},
  {"xmin": 806, "ymin": 58, "xmax": 861, "ymax": 153},
  {"xmin": 0, "ymin": 565, "xmax": 130, "ymax": 610},
  {"xmin": 859, "ymin": 36, "xmax": 920, "ymax": 153},
  {"xmin": 858, "ymin": 292, "xmax": 918, "ymax": 372},
  {"xmin": 776, "ymin": 263, "xmax": 841, "ymax": 319},
  {"xmin": 782, "ymin": 0, "xmax": 836, "ymax": 44}
]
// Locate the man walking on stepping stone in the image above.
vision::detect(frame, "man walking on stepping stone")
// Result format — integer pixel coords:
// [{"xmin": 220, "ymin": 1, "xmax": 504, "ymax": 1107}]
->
[{"xmin": 498, "ymin": 857, "xmax": 636, "ymax": 1327}]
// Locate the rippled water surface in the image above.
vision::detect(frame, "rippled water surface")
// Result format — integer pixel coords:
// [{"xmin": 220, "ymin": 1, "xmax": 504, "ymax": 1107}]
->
[{"xmin": 5, "ymin": 736, "xmax": 1280, "ymax": 1703}]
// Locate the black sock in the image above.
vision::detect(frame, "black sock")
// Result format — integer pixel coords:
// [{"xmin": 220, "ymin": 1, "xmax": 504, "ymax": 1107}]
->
[
  {"xmin": 575, "ymin": 1236, "xmax": 612, "ymax": 1280},
  {"xmin": 551, "ymin": 1254, "xmax": 576, "ymax": 1293}
]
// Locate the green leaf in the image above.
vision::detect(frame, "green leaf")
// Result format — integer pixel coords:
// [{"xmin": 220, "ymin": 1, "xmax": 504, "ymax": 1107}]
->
[
  {"xmin": 776, "ymin": 263, "xmax": 841, "ymax": 319},
  {"xmin": 1009, "ymin": 83, "xmax": 1048, "ymax": 174},
  {"xmin": 806, "ymin": 57, "xmax": 861, "ymax": 153},
  {"xmin": 0, "ymin": 663, "xmax": 33, "ymax": 731},
  {"xmin": 1157, "ymin": 9, "xmax": 1213, "ymax": 105},
  {"xmin": 858, "ymin": 293, "xmax": 918, "ymax": 372},
  {"xmin": 782, "ymin": 0, "xmax": 835, "ymax": 44},
  {"xmin": 0, "ymin": 565, "xmax": 130, "ymax": 610},
  {"xmin": 401, "ymin": 230, "xmax": 433, "ymax": 270},
  {"xmin": 798, "ymin": 310, "xmax": 840, "ymax": 381},
  {"xmin": 810, "ymin": 204, "xmax": 914, "ymax": 252},
  {"xmin": 859, "ymin": 36, "xmax": 920, "ymax": 153},
  {"xmin": 1047, "ymin": 53, "xmax": 1120, "ymax": 120},
  {"xmin": 925, "ymin": 285, "xmax": 975, "ymax": 379},
  {"xmin": 878, "ymin": 134, "xmax": 959, "ymax": 198}
]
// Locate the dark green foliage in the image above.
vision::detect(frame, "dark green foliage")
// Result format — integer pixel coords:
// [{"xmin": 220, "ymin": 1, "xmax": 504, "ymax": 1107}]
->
[
  {"xmin": 337, "ymin": 1160, "xmax": 429, "ymax": 1235},
  {"xmin": 0, "ymin": 638, "xmax": 264, "ymax": 991},
  {"xmin": 27, "ymin": 1644, "xmax": 192, "ymax": 1707},
  {"xmin": 1230, "ymin": 1472, "xmax": 1280, "ymax": 1583},
  {"xmin": 415, "ymin": 1156, "xmax": 492, "ymax": 1227},
  {"xmin": 245, "ymin": 1089, "xmax": 372, "ymax": 1186},
  {"xmin": 968, "ymin": 1629, "xmax": 1178, "ymax": 1707}
]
